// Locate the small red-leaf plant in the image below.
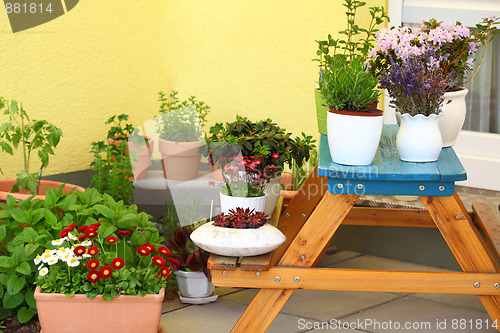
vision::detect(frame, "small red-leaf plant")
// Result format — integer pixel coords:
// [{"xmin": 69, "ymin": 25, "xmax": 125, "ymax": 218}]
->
[
  {"xmin": 213, "ymin": 208, "xmax": 268, "ymax": 229},
  {"xmin": 164, "ymin": 226, "xmax": 211, "ymax": 280}
]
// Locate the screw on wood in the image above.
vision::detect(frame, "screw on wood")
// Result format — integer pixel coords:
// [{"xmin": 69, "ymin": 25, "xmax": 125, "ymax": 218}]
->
[
  {"xmin": 357, "ymin": 184, "xmax": 363, "ymax": 190},
  {"xmin": 300, "ymin": 255, "xmax": 306, "ymax": 261},
  {"xmin": 301, "ymin": 213, "xmax": 306, "ymax": 218},
  {"xmin": 474, "ymin": 282, "xmax": 481, "ymax": 288},
  {"xmin": 301, "ymin": 240, "xmax": 306, "ymax": 245},
  {"xmin": 337, "ymin": 184, "xmax": 344, "ymax": 189},
  {"xmin": 419, "ymin": 185, "xmax": 425, "ymax": 191},
  {"xmin": 495, "ymin": 283, "xmax": 500, "ymax": 289},
  {"xmin": 274, "ymin": 276, "xmax": 281, "ymax": 282},
  {"xmin": 285, "ymin": 213, "xmax": 290, "ymax": 218},
  {"xmin": 439, "ymin": 186, "xmax": 445, "ymax": 191},
  {"xmin": 222, "ymin": 271, "xmax": 227, "ymax": 275},
  {"xmin": 256, "ymin": 272, "xmax": 260, "ymax": 276},
  {"xmin": 294, "ymin": 277, "xmax": 300, "ymax": 283}
]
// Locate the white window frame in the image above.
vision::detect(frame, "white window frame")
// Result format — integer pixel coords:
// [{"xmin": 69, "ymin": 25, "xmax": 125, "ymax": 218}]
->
[{"xmin": 387, "ymin": 0, "xmax": 500, "ymax": 191}]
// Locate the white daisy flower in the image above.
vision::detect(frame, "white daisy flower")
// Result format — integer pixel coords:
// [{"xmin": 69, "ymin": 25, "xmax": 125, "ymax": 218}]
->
[
  {"xmin": 51, "ymin": 238, "xmax": 65, "ymax": 246},
  {"xmin": 47, "ymin": 257, "xmax": 58, "ymax": 265},
  {"xmin": 81, "ymin": 240, "xmax": 92, "ymax": 247},
  {"xmin": 82, "ymin": 253, "xmax": 91, "ymax": 259},
  {"xmin": 68, "ymin": 233, "xmax": 78, "ymax": 241},
  {"xmin": 67, "ymin": 257, "xmax": 80, "ymax": 267},
  {"xmin": 39, "ymin": 267, "xmax": 49, "ymax": 276},
  {"xmin": 41, "ymin": 252, "xmax": 55, "ymax": 263},
  {"xmin": 61, "ymin": 253, "xmax": 73, "ymax": 262},
  {"xmin": 34, "ymin": 255, "xmax": 42, "ymax": 265}
]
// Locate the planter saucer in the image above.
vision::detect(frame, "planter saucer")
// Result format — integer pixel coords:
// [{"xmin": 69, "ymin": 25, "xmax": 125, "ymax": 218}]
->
[{"xmin": 179, "ymin": 294, "xmax": 218, "ymax": 304}]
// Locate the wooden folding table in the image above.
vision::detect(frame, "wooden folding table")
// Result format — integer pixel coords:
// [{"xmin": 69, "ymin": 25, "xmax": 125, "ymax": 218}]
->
[{"xmin": 208, "ymin": 125, "xmax": 500, "ymax": 332}]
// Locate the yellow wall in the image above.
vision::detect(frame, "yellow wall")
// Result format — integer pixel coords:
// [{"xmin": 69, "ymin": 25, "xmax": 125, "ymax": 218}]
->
[{"xmin": 0, "ymin": 0, "xmax": 386, "ymax": 178}]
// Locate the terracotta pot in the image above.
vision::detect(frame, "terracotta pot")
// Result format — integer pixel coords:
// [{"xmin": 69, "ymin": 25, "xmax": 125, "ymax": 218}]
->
[
  {"xmin": 279, "ymin": 173, "xmax": 297, "ymax": 206},
  {"xmin": 128, "ymin": 138, "xmax": 154, "ymax": 180},
  {"xmin": 158, "ymin": 139, "xmax": 202, "ymax": 180},
  {"xmin": 0, "ymin": 179, "xmax": 85, "ymax": 204},
  {"xmin": 34, "ymin": 286, "xmax": 164, "ymax": 333}
]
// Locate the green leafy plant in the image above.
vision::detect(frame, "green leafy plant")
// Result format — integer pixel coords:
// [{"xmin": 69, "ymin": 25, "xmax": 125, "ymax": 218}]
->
[
  {"xmin": 319, "ymin": 54, "xmax": 381, "ymax": 111},
  {"xmin": 202, "ymin": 116, "xmax": 315, "ymax": 197},
  {"xmin": 287, "ymin": 136, "xmax": 317, "ymax": 191},
  {"xmin": 0, "ymin": 97, "xmax": 62, "ymax": 194},
  {"xmin": 157, "ymin": 90, "xmax": 210, "ymax": 142},
  {"xmin": 90, "ymin": 115, "xmax": 135, "ymax": 204},
  {"xmin": 0, "ymin": 185, "xmax": 84, "ymax": 323}
]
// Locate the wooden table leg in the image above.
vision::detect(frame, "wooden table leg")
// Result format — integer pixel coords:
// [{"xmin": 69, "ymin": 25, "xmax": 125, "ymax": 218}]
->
[
  {"xmin": 423, "ymin": 194, "xmax": 500, "ymax": 328},
  {"xmin": 231, "ymin": 193, "xmax": 359, "ymax": 333}
]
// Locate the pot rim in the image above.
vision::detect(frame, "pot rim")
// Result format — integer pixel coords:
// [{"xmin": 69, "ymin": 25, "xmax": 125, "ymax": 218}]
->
[
  {"xmin": 329, "ymin": 108, "xmax": 383, "ymax": 117},
  {"xmin": 397, "ymin": 112, "xmax": 443, "ymax": 119}
]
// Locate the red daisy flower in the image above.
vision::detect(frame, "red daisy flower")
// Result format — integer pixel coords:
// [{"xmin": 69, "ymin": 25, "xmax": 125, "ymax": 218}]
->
[
  {"xmin": 87, "ymin": 270, "xmax": 100, "ymax": 284},
  {"xmin": 99, "ymin": 265, "xmax": 113, "ymax": 279},
  {"xmin": 152, "ymin": 255, "xmax": 166, "ymax": 267},
  {"xmin": 66, "ymin": 223, "xmax": 76, "ymax": 231},
  {"xmin": 136, "ymin": 245, "xmax": 151, "ymax": 256},
  {"xmin": 77, "ymin": 225, "xmax": 88, "ymax": 233},
  {"xmin": 160, "ymin": 266, "xmax": 171, "ymax": 277},
  {"xmin": 168, "ymin": 257, "xmax": 180, "ymax": 267},
  {"xmin": 142, "ymin": 243, "xmax": 155, "ymax": 253},
  {"xmin": 111, "ymin": 257, "xmax": 125, "ymax": 270},
  {"xmin": 87, "ymin": 258, "xmax": 100, "ymax": 270},
  {"xmin": 59, "ymin": 228, "xmax": 69, "ymax": 238},
  {"xmin": 107, "ymin": 236, "xmax": 119, "ymax": 244},
  {"xmin": 87, "ymin": 246, "xmax": 99, "ymax": 256},
  {"xmin": 85, "ymin": 229, "xmax": 98, "ymax": 239},
  {"xmin": 73, "ymin": 245, "xmax": 86, "ymax": 257},
  {"xmin": 158, "ymin": 246, "xmax": 171, "ymax": 256},
  {"xmin": 117, "ymin": 230, "xmax": 131, "ymax": 236},
  {"xmin": 78, "ymin": 234, "xmax": 86, "ymax": 241}
]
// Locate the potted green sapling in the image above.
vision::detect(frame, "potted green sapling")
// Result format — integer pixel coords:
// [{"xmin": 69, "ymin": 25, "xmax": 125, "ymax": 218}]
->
[
  {"xmin": 157, "ymin": 90, "xmax": 210, "ymax": 181},
  {"xmin": 316, "ymin": 0, "xmax": 388, "ymax": 165},
  {"xmin": 0, "ymin": 97, "xmax": 84, "ymax": 203}
]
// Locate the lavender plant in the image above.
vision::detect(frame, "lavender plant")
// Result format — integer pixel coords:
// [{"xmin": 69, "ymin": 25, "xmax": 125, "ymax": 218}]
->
[{"xmin": 378, "ymin": 54, "xmax": 453, "ymax": 117}]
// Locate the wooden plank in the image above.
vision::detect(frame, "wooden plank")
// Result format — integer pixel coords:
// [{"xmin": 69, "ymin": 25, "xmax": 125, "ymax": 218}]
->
[
  {"xmin": 212, "ymin": 267, "xmax": 500, "ymax": 295},
  {"xmin": 318, "ymin": 126, "xmax": 466, "ymax": 183},
  {"xmin": 267, "ymin": 196, "xmax": 283, "ymax": 228},
  {"xmin": 474, "ymin": 203, "xmax": 500, "ymax": 260},
  {"xmin": 231, "ymin": 193, "xmax": 358, "ymax": 333},
  {"xmin": 343, "ymin": 207, "xmax": 436, "ymax": 228},
  {"xmin": 423, "ymin": 194, "xmax": 500, "ymax": 327},
  {"xmin": 270, "ymin": 165, "xmax": 328, "ymax": 267},
  {"xmin": 207, "ymin": 254, "xmax": 238, "ymax": 271},
  {"xmin": 240, "ymin": 253, "xmax": 272, "ymax": 271}
]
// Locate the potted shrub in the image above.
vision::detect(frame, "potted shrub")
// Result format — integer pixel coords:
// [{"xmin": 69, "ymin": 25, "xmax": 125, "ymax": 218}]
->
[
  {"xmin": 190, "ymin": 207, "xmax": 286, "ymax": 257},
  {"xmin": 377, "ymin": 53, "xmax": 452, "ymax": 162},
  {"xmin": 202, "ymin": 116, "xmax": 314, "ymax": 215},
  {"xmin": 0, "ymin": 97, "xmax": 84, "ymax": 203},
  {"xmin": 157, "ymin": 90, "xmax": 210, "ymax": 181},
  {"xmin": 29, "ymin": 187, "xmax": 172, "ymax": 333},
  {"xmin": 368, "ymin": 16, "xmax": 499, "ymax": 147},
  {"xmin": 164, "ymin": 223, "xmax": 217, "ymax": 304},
  {"xmin": 314, "ymin": 0, "xmax": 388, "ymax": 136}
]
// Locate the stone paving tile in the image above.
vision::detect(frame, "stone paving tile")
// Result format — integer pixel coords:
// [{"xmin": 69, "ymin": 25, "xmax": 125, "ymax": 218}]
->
[{"xmin": 341, "ymin": 296, "xmax": 495, "ymax": 333}]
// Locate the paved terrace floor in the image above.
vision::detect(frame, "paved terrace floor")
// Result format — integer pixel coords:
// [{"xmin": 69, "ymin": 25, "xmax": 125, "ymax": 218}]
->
[{"xmin": 160, "ymin": 250, "xmax": 497, "ymax": 333}]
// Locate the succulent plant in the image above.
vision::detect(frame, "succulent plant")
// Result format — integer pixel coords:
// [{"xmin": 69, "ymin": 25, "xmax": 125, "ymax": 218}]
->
[{"xmin": 213, "ymin": 208, "xmax": 268, "ymax": 229}]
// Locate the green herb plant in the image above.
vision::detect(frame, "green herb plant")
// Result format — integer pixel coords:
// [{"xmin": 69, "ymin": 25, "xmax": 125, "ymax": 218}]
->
[
  {"xmin": 158, "ymin": 90, "xmax": 210, "ymax": 142},
  {"xmin": 90, "ymin": 114, "xmax": 135, "ymax": 204},
  {"xmin": 0, "ymin": 97, "xmax": 62, "ymax": 194}
]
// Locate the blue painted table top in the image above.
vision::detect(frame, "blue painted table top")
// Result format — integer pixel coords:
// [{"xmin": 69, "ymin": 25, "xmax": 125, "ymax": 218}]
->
[{"xmin": 318, "ymin": 125, "xmax": 467, "ymax": 196}]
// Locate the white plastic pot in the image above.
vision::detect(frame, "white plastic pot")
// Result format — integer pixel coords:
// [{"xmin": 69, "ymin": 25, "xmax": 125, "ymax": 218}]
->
[
  {"xmin": 219, "ymin": 192, "xmax": 266, "ymax": 215},
  {"xmin": 439, "ymin": 88, "xmax": 468, "ymax": 147}
]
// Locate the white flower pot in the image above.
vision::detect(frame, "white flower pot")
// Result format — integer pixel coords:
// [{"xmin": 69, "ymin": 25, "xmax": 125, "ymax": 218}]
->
[
  {"xmin": 439, "ymin": 88, "xmax": 468, "ymax": 147},
  {"xmin": 190, "ymin": 222, "xmax": 286, "ymax": 257},
  {"xmin": 396, "ymin": 113, "xmax": 443, "ymax": 162},
  {"xmin": 263, "ymin": 176, "xmax": 282, "ymax": 216},
  {"xmin": 174, "ymin": 270, "xmax": 215, "ymax": 298},
  {"xmin": 327, "ymin": 110, "xmax": 383, "ymax": 165},
  {"xmin": 219, "ymin": 192, "xmax": 266, "ymax": 215}
]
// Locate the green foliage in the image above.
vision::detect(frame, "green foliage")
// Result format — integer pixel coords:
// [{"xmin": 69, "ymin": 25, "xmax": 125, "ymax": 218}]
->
[
  {"xmin": 0, "ymin": 97, "xmax": 63, "ymax": 194},
  {"xmin": 90, "ymin": 115, "xmax": 135, "ymax": 204},
  {"xmin": 315, "ymin": 0, "xmax": 389, "ymax": 67},
  {"xmin": 319, "ymin": 54, "xmax": 381, "ymax": 111},
  {"xmin": 0, "ymin": 185, "xmax": 78, "ymax": 323},
  {"xmin": 157, "ymin": 90, "xmax": 211, "ymax": 142},
  {"xmin": 0, "ymin": 187, "xmax": 169, "ymax": 308},
  {"xmin": 105, "ymin": 114, "xmax": 134, "ymax": 140}
]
